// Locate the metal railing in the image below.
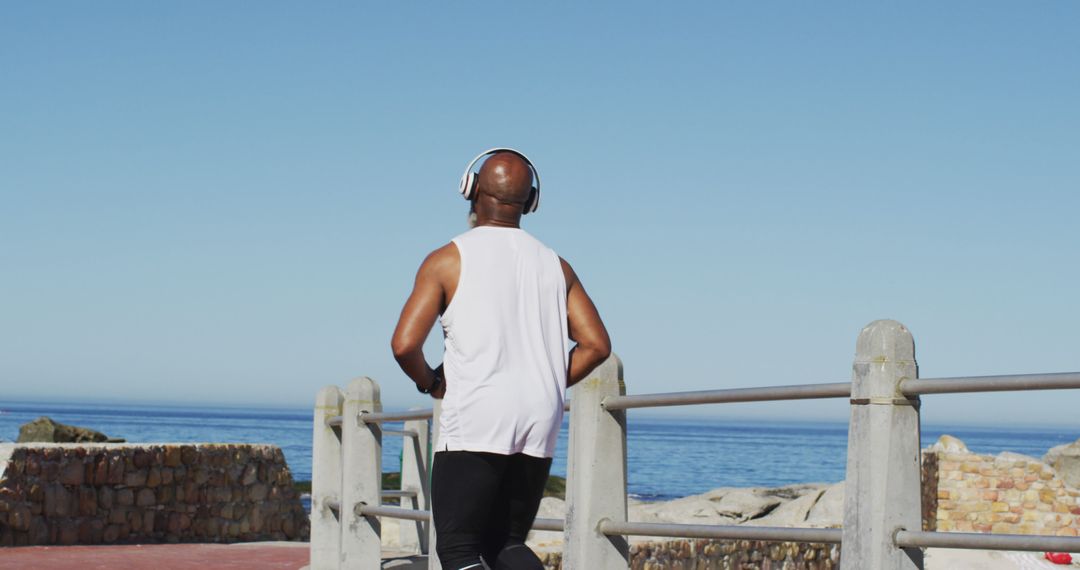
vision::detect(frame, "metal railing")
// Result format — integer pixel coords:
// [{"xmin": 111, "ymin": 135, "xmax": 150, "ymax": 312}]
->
[{"xmin": 310, "ymin": 319, "xmax": 1080, "ymax": 569}]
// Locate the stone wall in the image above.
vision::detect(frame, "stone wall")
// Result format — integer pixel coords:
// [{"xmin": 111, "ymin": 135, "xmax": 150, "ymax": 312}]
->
[
  {"xmin": 0, "ymin": 443, "xmax": 309, "ymax": 546},
  {"xmin": 920, "ymin": 451, "xmax": 939, "ymax": 531},
  {"xmin": 535, "ymin": 540, "xmax": 838, "ymax": 570},
  {"xmin": 922, "ymin": 437, "xmax": 1080, "ymax": 537}
]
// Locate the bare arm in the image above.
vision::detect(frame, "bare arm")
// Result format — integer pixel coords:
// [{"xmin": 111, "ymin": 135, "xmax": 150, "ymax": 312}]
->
[
  {"xmin": 390, "ymin": 245, "xmax": 457, "ymax": 397},
  {"xmin": 562, "ymin": 258, "xmax": 612, "ymax": 387}
]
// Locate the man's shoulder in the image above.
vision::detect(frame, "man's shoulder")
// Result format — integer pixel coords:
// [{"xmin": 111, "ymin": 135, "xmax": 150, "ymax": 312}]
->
[
  {"xmin": 515, "ymin": 229, "xmax": 559, "ymax": 257},
  {"xmin": 417, "ymin": 242, "xmax": 460, "ymax": 282},
  {"xmin": 424, "ymin": 241, "xmax": 459, "ymax": 265}
]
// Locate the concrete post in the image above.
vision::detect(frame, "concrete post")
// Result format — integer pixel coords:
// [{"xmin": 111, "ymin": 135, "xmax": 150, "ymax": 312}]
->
[
  {"xmin": 399, "ymin": 415, "xmax": 430, "ymax": 553},
  {"xmin": 563, "ymin": 354, "xmax": 628, "ymax": 570},
  {"xmin": 340, "ymin": 377, "xmax": 383, "ymax": 570},
  {"xmin": 311, "ymin": 385, "xmax": 344, "ymax": 570},
  {"xmin": 841, "ymin": 320, "xmax": 924, "ymax": 570},
  {"xmin": 427, "ymin": 399, "xmax": 443, "ymax": 570}
]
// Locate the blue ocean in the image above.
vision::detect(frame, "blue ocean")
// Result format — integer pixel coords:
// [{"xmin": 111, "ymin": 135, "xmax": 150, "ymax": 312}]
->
[{"xmin": 2, "ymin": 401, "xmax": 1078, "ymax": 504}]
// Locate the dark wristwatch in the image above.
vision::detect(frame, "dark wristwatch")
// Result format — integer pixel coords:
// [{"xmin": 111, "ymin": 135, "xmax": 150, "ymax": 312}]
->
[{"xmin": 417, "ymin": 368, "xmax": 444, "ymax": 394}]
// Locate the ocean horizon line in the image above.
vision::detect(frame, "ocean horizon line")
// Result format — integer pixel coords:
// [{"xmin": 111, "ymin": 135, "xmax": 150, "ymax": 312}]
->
[{"xmin": 3, "ymin": 397, "xmax": 1080, "ymax": 432}]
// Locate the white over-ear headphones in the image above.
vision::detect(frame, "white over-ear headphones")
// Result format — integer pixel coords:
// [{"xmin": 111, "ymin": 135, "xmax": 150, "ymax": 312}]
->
[{"xmin": 458, "ymin": 148, "xmax": 541, "ymax": 214}]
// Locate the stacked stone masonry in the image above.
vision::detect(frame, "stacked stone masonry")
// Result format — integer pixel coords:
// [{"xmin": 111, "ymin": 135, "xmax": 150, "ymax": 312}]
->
[
  {"xmin": 535, "ymin": 540, "xmax": 838, "ymax": 570},
  {"xmin": 0, "ymin": 443, "xmax": 310, "ymax": 547},
  {"xmin": 922, "ymin": 445, "xmax": 1080, "ymax": 537}
]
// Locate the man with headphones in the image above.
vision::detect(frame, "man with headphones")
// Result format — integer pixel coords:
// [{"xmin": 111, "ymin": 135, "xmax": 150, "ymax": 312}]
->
[{"xmin": 391, "ymin": 149, "xmax": 611, "ymax": 570}]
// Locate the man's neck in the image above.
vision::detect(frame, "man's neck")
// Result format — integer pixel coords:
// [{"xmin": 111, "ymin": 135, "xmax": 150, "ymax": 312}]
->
[
  {"xmin": 471, "ymin": 194, "xmax": 524, "ymax": 229},
  {"xmin": 476, "ymin": 218, "xmax": 520, "ymax": 229}
]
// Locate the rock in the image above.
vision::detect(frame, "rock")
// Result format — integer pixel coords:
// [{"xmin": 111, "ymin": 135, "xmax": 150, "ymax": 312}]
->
[
  {"xmin": 163, "ymin": 447, "xmax": 183, "ymax": 467},
  {"xmin": 180, "ymin": 446, "xmax": 197, "ymax": 465},
  {"xmin": 44, "ymin": 484, "xmax": 72, "ymax": 517},
  {"xmin": 103, "ymin": 525, "xmax": 120, "ymax": 543},
  {"xmin": 1044, "ymin": 439, "xmax": 1080, "ymax": 488},
  {"xmin": 99, "ymin": 487, "xmax": 114, "ymax": 509},
  {"xmin": 29, "ymin": 517, "xmax": 48, "ymax": 545},
  {"xmin": 142, "ymin": 511, "xmax": 155, "ymax": 534},
  {"xmin": 708, "ymin": 489, "xmax": 784, "ymax": 521},
  {"xmin": 242, "ymin": 464, "xmax": 259, "ymax": 486},
  {"xmin": 133, "ymin": 450, "xmax": 153, "ymax": 469},
  {"xmin": 107, "ymin": 456, "xmax": 124, "ymax": 484},
  {"xmin": 167, "ymin": 513, "xmax": 182, "ymax": 534},
  {"xmin": 927, "ymin": 434, "xmax": 968, "ymax": 453},
  {"xmin": 124, "ymin": 470, "xmax": 147, "ymax": 487},
  {"xmin": 58, "ymin": 462, "xmax": 84, "ymax": 486},
  {"xmin": 805, "ymin": 483, "xmax": 844, "ymax": 526},
  {"xmin": 156, "ymin": 485, "xmax": 174, "ymax": 504},
  {"xmin": 8, "ymin": 505, "xmax": 31, "ymax": 531},
  {"xmin": 78, "ymin": 487, "xmax": 97, "ymax": 515},
  {"xmin": 745, "ymin": 489, "xmax": 823, "ymax": 527},
  {"xmin": 136, "ymin": 489, "xmax": 156, "ymax": 507},
  {"xmin": 247, "ymin": 483, "xmax": 269, "ymax": 501},
  {"xmin": 93, "ymin": 457, "xmax": 109, "ymax": 485},
  {"xmin": 16, "ymin": 417, "xmax": 119, "ymax": 443},
  {"xmin": 996, "ymin": 451, "xmax": 1041, "ymax": 464},
  {"xmin": 58, "ymin": 521, "xmax": 79, "ymax": 545},
  {"xmin": 116, "ymin": 489, "xmax": 134, "ymax": 506}
]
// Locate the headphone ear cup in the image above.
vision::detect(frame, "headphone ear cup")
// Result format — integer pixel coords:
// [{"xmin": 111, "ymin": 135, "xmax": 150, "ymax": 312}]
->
[
  {"xmin": 460, "ymin": 172, "xmax": 478, "ymax": 200},
  {"xmin": 523, "ymin": 186, "xmax": 539, "ymax": 214}
]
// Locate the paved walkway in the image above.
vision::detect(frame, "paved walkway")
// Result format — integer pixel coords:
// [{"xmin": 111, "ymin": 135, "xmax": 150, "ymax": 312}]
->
[
  {"xmin": 0, "ymin": 542, "xmax": 312, "ymax": 570},
  {"xmin": 0, "ymin": 543, "xmax": 430, "ymax": 570},
  {"xmin": 0, "ymin": 542, "xmax": 1070, "ymax": 569}
]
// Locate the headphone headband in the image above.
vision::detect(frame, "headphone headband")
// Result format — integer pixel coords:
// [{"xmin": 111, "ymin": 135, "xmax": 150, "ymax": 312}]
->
[{"xmin": 458, "ymin": 147, "xmax": 541, "ymax": 214}]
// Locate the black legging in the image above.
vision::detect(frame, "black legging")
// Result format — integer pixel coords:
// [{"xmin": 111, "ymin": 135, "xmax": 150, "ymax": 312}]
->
[{"xmin": 431, "ymin": 451, "xmax": 552, "ymax": 570}]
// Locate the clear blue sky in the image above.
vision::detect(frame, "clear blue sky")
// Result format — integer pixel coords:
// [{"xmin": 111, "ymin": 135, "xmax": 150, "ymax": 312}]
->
[{"xmin": 2, "ymin": 2, "xmax": 1078, "ymax": 425}]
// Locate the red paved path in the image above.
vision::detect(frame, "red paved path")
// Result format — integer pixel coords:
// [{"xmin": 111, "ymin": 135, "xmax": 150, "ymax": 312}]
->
[{"xmin": 0, "ymin": 542, "xmax": 311, "ymax": 570}]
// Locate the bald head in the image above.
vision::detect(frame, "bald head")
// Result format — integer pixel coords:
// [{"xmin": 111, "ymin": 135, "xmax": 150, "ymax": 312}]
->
[{"xmin": 476, "ymin": 152, "xmax": 533, "ymax": 206}]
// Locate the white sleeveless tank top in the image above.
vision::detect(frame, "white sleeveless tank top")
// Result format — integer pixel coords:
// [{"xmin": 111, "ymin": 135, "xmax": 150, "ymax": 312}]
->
[{"xmin": 437, "ymin": 226, "xmax": 569, "ymax": 458}]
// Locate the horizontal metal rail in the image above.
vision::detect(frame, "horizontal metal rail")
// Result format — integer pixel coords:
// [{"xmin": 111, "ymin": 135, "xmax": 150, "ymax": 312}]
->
[
  {"xmin": 356, "ymin": 504, "xmax": 432, "ymax": 522},
  {"xmin": 603, "ymin": 382, "xmax": 851, "ymax": 411},
  {"xmin": 382, "ymin": 429, "xmax": 420, "ymax": 438},
  {"xmin": 896, "ymin": 530, "xmax": 1080, "ymax": 552},
  {"xmin": 350, "ymin": 503, "xmax": 562, "ymax": 533},
  {"xmin": 600, "ymin": 521, "xmax": 843, "ymax": 543},
  {"xmin": 326, "ymin": 415, "xmax": 342, "ymax": 428},
  {"xmin": 326, "ymin": 499, "xmax": 340, "ymax": 512},
  {"xmin": 360, "ymin": 409, "xmax": 434, "ymax": 423},
  {"xmin": 380, "ymin": 490, "xmax": 417, "ymax": 499},
  {"xmin": 532, "ymin": 518, "xmax": 565, "ymax": 532},
  {"xmin": 902, "ymin": 372, "xmax": 1080, "ymax": 395}
]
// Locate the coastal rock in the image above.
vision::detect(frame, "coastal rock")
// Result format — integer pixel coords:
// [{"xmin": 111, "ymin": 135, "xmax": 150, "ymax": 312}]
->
[
  {"xmin": 995, "ymin": 451, "xmax": 1041, "ymax": 464},
  {"xmin": 743, "ymin": 491, "xmax": 818, "ymax": 527},
  {"xmin": 805, "ymin": 482, "xmax": 844, "ymax": 526},
  {"xmin": 1043, "ymin": 438, "xmax": 1080, "ymax": 488},
  {"xmin": 926, "ymin": 434, "xmax": 968, "ymax": 453},
  {"xmin": 708, "ymin": 488, "xmax": 784, "ymax": 521},
  {"xmin": 16, "ymin": 417, "xmax": 123, "ymax": 444},
  {"xmin": 525, "ymin": 483, "xmax": 841, "ymax": 551},
  {"xmin": 632, "ymin": 490, "xmax": 740, "ymax": 526}
]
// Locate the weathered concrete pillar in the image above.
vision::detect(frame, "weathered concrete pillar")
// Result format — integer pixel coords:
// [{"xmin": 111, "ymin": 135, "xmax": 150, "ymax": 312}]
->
[
  {"xmin": 311, "ymin": 385, "xmax": 344, "ymax": 570},
  {"xmin": 399, "ymin": 415, "xmax": 430, "ymax": 553},
  {"xmin": 427, "ymin": 399, "xmax": 443, "ymax": 570},
  {"xmin": 841, "ymin": 320, "xmax": 923, "ymax": 570},
  {"xmin": 340, "ymin": 377, "xmax": 383, "ymax": 570},
  {"xmin": 563, "ymin": 354, "xmax": 628, "ymax": 570}
]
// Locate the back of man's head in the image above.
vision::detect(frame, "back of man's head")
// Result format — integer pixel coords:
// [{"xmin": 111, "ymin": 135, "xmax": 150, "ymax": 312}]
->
[{"xmin": 477, "ymin": 152, "xmax": 533, "ymax": 206}]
